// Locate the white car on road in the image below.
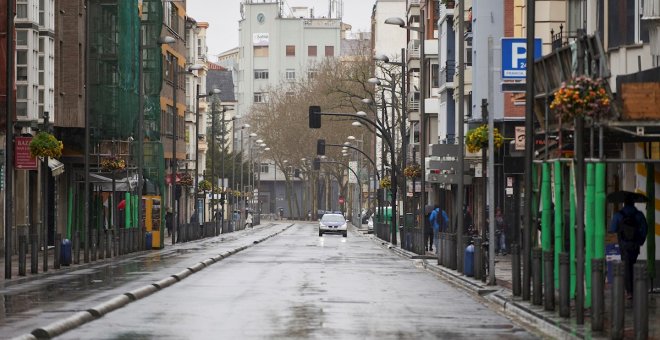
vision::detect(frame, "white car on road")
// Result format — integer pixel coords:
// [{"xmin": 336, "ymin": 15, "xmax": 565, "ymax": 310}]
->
[{"xmin": 319, "ymin": 213, "xmax": 348, "ymax": 237}]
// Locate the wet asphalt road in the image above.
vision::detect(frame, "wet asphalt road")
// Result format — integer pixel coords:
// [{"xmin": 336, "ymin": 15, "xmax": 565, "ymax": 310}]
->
[{"xmin": 2, "ymin": 222, "xmax": 537, "ymax": 339}]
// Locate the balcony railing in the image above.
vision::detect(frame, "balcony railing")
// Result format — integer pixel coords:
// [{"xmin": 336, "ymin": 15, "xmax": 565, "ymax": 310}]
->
[
  {"xmin": 439, "ymin": 60, "xmax": 456, "ymax": 88},
  {"xmin": 408, "ymin": 91, "xmax": 420, "ymax": 111},
  {"xmin": 407, "ymin": 39, "xmax": 420, "ymax": 61}
]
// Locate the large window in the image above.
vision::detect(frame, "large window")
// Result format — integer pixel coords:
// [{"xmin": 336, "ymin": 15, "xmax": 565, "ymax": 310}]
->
[
  {"xmin": 16, "ymin": 30, "xmax": 28, "ymax": 46},
  {"xmin": 16, "ymin": 0, "xmax": 28, "ymax": 19},
  {"xmin": 254, "ymin": 46, "xmax": 269, "ymax": 57},
  {"xmin": 325, "ymin": 46, "xmax": 334, "ymax": 57},
  {"xmin": 16, "ymin": 85, "xmax": 27, "ymax": 117},
  {"xmin": 431, "ymin": 64, "xmax": 439, "ymax": 88},
  {"xmin": 254, "ymin": 92, "xmax": 268, "ymax": 103},
  {"xmin": 308, "ymin": 45, "xmax": 317, "ymax": 57},
  {"xmin": 260, "ymin": 163, "xmax": 269, "ymax": 173},
  {"xmin": 286, "ymin": 45, "xmax": 295, "ymax": 56},
  {"xmin": 603, "ymin": 0, "xmax": 648, "ymax": 49},
  {"xmin": 254, "ymin": 69, "xmax": 269, "ymax": 79},
  {"xmin": 285, "ymin": 69, "xmax": 296, "ymax": 81},
  {"xmin": 16, "ymin": 50, "xmax": 28, "ymax": 81},
  {"xmin": 164, "ymin": 2, "xmax": 179, "ymax": 34}
]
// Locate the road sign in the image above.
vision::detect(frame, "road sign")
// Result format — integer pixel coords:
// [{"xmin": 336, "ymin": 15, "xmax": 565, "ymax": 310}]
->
[{"xmin": 501, "ymin": 38, "xmax": 542, "ymax": 79}]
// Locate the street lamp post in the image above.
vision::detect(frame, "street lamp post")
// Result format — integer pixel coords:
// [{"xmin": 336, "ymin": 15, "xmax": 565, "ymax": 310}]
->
[
  {"xmin": 386, "ymin": 11, "xmax": 427, "ymax": 248},
  {"xmin": 195, "ymin": 87, "xmax": 220, "ymax": 230}
]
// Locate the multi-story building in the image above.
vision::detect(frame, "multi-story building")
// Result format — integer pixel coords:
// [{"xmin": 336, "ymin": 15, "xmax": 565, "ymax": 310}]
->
[
  {"xmin": 235, "ymin": 0, "xmax": 344, "ymax": 217},
  {"xmin": 236, "ymin": 0, "xmax": 342, "ymax": 119}
]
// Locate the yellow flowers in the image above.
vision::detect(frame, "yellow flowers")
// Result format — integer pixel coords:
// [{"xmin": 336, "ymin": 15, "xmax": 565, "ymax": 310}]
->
[
  {"xmin": 403, "ymin": 164, "xmax": 422, "ymax": 178},
  {"xmin": 465, "ymin": 125, "xmax": 503, "ymax": 153},
  {"xmin": 29, "ymin": 132, "xmax": 63, "ymax": 159},
  {"xmin": 550, "ymin": 76, "xmax": 611, "ymax": 120},
  {"xmin": 379, "ymin": 177, "xmax": 391, "ymax": 189},
  {"xmin": 100, "ymin": 156, "xmax": 126, "ymax": 171},
  {"xmin": 178, "ymin": 173, "xmax": 193, "ymax": 186}
]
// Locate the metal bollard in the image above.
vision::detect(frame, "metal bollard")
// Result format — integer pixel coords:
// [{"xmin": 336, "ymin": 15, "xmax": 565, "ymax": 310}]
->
[
  {"xmin": 54, "ymin": 234, "xmax": 61, "ymax": 269},
  {"xmin": 99, "ymin": 231, "xmax": 105, "ymax": 260},
  {"xmin": 611, "ymin": 261, "xmax": 625, "ymax": 340},
  {"xmin": 543, "ymin": 251, "xmax": 555, "ymax": 311},
  {"xmin": 474, "ymin": 237, "xmax": 482, "ymax": 281},
  {"xmin": 512, "ymin": 244, "xmax": 521, "ymax": 297},
  {"xmin": 74, "ymin": 230, "xmax": 80, "ymax": 264},
  {"xmin": 91, "ymin": 229, "xmax": 97, "ymax": 262},
  {"xmin": 591, "ymin": 259, "xmax": 604, "ymax": 331},
  {"xmin": 19, "ymin": 235, "xmax": 27, "ymax": 276},
  {"xmin": 633, "ymin": 263, "xmax": 648, "ymax": 340},
  {"xmin": 559, "ymin": 252, "xmax": 570, "ymax": 317},
  {"xmin": 437, "ymin": 233, "xmax": 444, "ymax": 266},
  {"xmin": 532, "ymin": 248, "xmax": 543, "ymax": 306},
  {"xmin": 448, "ymin": 233, "xmax": 457, "ymax": 270},
  {"xmin": 31, "ymin": 233, "xmax": 38, "ymax": 274},
  {"xmin": 457, "ymin": 234, "xmax": 465, "ymax": 275}
]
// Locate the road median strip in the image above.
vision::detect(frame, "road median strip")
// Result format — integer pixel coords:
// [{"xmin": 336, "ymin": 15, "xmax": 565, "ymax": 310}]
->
[{"xmin": 14, "ymin": 223, "xmax": 294, "ymax": 340}]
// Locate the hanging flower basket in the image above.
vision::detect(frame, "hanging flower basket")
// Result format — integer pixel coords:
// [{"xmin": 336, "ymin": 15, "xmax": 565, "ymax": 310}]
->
[
  {"xmin": 379, "ymin": 177, "xmax": 391, "ymax": 189},
  {"xmin": 233, "ymin": 190, "xmax": 242, "ymax": 197},
  {"xmin": 403, "ymin": 164, "xmax": 422, "ymax": 178},
  {"xmin": 100, "ymin": 156, "xmax": 126, "ymax": 171},
  {"xmin": 29, "ymin": 132, "xmax": 63, "ymax": 159},
  {"xmin": 178, "ymin": 173, "xmax": 193, "ymax": 187},
  {"xmin": 198, "ymin": 179, "xmax": 212, "ymax": 192},
  {"xmin": 550, "ymin": 76, "xmax": 611, "ymax": 121},
  {"xmin": 466, "ymin": 125, "xmax": 504, "ymax": 153}
]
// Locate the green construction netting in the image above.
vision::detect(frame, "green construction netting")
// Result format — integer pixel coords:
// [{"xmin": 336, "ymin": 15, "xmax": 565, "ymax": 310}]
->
[{"xmin": 89, "ymin": 0, "xmax": 139, "ymax": 141}]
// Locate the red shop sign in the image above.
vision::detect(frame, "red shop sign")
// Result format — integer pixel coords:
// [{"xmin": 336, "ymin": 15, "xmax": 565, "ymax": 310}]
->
[{"xmin": 15, "ymin": 137, "xmax": 38, "ymax": 170}]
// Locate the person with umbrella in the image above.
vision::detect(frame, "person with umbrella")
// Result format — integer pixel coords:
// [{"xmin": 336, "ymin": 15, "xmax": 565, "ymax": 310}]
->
[{"xmin": 608, "ymin": 192, "xmax": 648, "ymax": 299}]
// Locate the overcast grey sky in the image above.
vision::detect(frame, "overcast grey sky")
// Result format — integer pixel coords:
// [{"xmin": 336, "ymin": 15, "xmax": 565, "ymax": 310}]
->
[{"xmin": 187, "ymin": 0, "xmax": 375, "ymax": 58}]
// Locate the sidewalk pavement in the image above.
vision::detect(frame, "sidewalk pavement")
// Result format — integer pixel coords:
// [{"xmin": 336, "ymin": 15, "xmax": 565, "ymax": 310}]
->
[{"xmin": 355, "ymin": 225, "xmax": 658, "ymax": 340}]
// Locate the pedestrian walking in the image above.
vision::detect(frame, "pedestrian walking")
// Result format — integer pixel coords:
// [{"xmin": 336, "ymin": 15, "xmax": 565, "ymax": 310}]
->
[
  {"xmin": 495, "ymin": 207, "xmax": 507, "ymax": 255},
  {"xmin": 609, "ymin": 195, "xmax": 648, "ymax": 299},
  {"xmin": 424, "ymin": 205, "xmax": 434, "ymax": 252},
  {"xmin": 429, "ymin": 205, "xmax": 448, "ymax": 256},
  {"xmin": 245, "ymin": 210, "xmax": 253, "ymax": 228},
  {"xmin": 165, "ymin": 208, "xmax": 173, "ymax": 237}
]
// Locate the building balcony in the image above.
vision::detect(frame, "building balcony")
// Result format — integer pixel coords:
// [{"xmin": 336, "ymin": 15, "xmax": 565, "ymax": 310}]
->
[
  {"xmin": 439, "ymin": 60, "xmax": 456, "ymax": 89},
  {"xmin": 407, "ymin": 39, "xmax": 420, "ymax": 61},
  {"xmin": 408, "ymin": 90, "xmax": 420, "ymax": 112}
]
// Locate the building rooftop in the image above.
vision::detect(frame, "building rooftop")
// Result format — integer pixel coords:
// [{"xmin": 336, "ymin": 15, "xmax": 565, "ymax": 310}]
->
[{"xmin": 206, "ymin": 63, "xmax": 235, "ymax": 102}]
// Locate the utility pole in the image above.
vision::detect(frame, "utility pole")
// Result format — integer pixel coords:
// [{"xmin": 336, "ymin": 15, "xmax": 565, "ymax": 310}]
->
[
  {"xmin": 523, "ymin": 0, "xmax": 536, "ymax": 302},
  {"xmin": 5, "ymin": 0, "xmax": 15, "ymax": 279},
  {"xmin": 456, "ymin": 0, "xmax": 465, "ymax": 273}
]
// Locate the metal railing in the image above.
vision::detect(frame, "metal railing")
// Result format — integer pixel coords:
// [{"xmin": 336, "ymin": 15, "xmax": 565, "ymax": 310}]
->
[
  {"xmin": 439, "ymin": 60, "xmax": 456, "ymax": 88},
  {"xmin": 407, "ymin": 39, "xmax": 420, "ymax": 61}
]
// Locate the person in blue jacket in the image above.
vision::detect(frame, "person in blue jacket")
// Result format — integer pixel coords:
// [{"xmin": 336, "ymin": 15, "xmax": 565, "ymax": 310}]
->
[
  {"xmin": 429, "ymin": 205, "xmax": 449, "ymax": 256},
  {"xmin": 608, "ymin": 195, "xmax": 648, "ymax": 299}
]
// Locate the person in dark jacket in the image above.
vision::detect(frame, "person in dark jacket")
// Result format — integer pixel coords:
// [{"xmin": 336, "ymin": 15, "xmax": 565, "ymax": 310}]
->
[
  {"xmin": 608, "ymin": 196, "xmax": 648, "ymax": 299},
  {"xmin": 165, "ymin": 208, "xmax": 173, "ymax": 237}
]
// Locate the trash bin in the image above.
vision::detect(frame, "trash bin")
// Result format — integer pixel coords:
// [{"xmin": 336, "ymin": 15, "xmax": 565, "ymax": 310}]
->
[
  {"xmin": 464, "ymin": 244, "xmax": 475, "ymax": 277},
  {"xmin": 145, "ymin": 232, "xmax": 153, "ymax": 250},
  {"xmin": 60, "ymin": 238, "xmax": 72, "ymax": 266}
]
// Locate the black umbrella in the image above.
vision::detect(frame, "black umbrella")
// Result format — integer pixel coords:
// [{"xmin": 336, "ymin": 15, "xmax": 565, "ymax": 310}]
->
[{"xmin": 606, "ymin": 190, "xmax": 649, "ymax": 204}]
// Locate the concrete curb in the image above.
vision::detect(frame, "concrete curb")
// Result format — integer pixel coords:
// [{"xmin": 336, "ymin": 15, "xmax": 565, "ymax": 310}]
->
[{"xmin": 14, "ymin": 224, "xmax": 292, "ymax": 340}]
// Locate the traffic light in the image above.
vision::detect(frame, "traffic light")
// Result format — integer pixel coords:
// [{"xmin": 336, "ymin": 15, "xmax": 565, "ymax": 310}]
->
[
  {"xmin": 313, "ymin": 158, "xmax": 321, "ymax": 170},
  {"xmin": 317, "ymin": 139, "xmax": 326, "ymax": 155},
  {"xmin": 309, "ymin": 105, "xmax": 321, "ymax": 128}
]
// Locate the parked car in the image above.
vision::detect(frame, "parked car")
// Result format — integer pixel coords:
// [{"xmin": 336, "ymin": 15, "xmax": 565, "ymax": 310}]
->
[{"xmin": 318, "ymin": 213, "xmax": 348, "ymax": 237}]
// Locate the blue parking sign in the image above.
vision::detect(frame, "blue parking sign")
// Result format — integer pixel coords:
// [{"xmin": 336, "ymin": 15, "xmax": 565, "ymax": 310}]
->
[{"xmin": 501, "ymin": 38, "xmax": 542, "ymax": 79}]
